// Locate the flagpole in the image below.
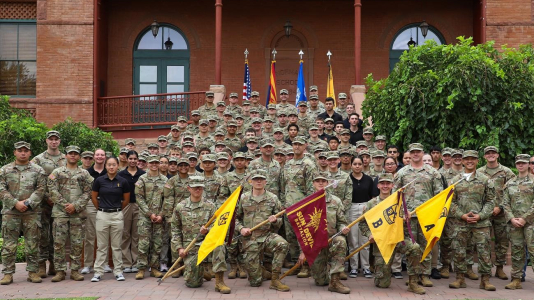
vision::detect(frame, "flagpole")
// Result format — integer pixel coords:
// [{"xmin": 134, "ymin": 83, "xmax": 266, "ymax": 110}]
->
[
  {"xmin": 408, "ymin": 177, "xmax": 466, "ymax": 216},
  {"xmin": 345, "ymin": 241, "xmax": 372, "ymax": 261}
]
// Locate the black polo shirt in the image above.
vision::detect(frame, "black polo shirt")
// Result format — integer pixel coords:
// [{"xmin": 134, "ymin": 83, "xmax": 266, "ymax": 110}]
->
[
  {"xmin": 88, "ymin": 165, "xmax": 107, "ymax": 180},
  {"xmin": 349, "ymin": 128, "xmax": 364, "ymax": 145},
  {"xmin": 317, "ymin": 111, "xmax": 343, "ymax": 123},
  {"xmin": 350, "ymin": 173, "xmax": 374, "ymax": 204},
  {"xmin": 118, "ymin": 168, "xmax": 145, "ymax": 203},
  {"xmin": 92, "ymin": 174, "xmax": 130, "ymax": 209}
]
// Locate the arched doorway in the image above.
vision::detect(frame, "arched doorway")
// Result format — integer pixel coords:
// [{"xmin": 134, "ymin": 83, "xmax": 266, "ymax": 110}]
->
[
  {"xmin": 389, "ymin": 24, "xmax": 445, "ymax": 72},
  {"xmin": 133, "ymin": 24, "xmax": 190, "ymax": 95}
]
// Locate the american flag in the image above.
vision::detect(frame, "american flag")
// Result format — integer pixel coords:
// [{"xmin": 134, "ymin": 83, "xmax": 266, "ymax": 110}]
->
[{"xmin": 243, "ymin": 60, "xmax": 251, "ymax": 101}]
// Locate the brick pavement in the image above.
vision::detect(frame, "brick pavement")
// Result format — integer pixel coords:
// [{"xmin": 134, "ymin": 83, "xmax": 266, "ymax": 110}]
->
[{"xmin": 0, "ymin": 263, "xmax": 531, "ymax": 300}]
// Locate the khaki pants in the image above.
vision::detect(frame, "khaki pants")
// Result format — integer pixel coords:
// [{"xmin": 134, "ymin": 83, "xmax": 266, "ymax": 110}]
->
[
  {"xmin": 121, "ymin": 203, "xmax": 139, "ymax": 268},
  {"xmin": 83, "ymin": 202, "xmax": 97, "ymax": 267},
  {"xmin": 391, "ymin": 252, "xmax": 403, "ymax": 272},
  {"xmin": 346, "ymin": 203, "xmax": 370, "ymax": 270},
  {"xmin": 94, "ymin": 211, "xmax": 124, "ymax": 276}
]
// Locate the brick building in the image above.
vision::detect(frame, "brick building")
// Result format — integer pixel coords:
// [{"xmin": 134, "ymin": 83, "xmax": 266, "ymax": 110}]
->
[{"xmin": 1, "ymin": 0, "xmax": 533, "ymax": 138}]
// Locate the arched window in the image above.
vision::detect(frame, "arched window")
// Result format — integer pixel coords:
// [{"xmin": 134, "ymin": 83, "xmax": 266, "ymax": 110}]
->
[
  {"xmin": 133, "ymin": 25, "xmax": 190, "ymax": 95},
  {"xmin": 389, "ymin": 24, "xmax": 445, "ymax": 72}
]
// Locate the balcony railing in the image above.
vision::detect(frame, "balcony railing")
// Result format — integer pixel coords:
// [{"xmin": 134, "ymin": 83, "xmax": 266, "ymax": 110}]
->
[{"xmin": 97, "ymin": 91, "xmax": 206, "ymax": 129}]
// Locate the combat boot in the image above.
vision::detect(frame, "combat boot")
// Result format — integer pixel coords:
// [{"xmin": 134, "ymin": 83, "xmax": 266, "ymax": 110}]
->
[
  {"xmin": 269, "ymin": 269, "xmax": 290, "ymax": 292},
  {"xmin": 135, "ymin": 269, "xmax": 145, "ymax": 280},
  {"xmin": 466, "ymin": 265, "xmax": 478, "ymax": 280},
  {"xmin": 286, "ymin": 265, "xmax": 300, "ymax": 276},
  {"xmin": 203, "ymin": 268, "xmax": 212, "ymax": 281},
  {"xmin": 283, "ymin": 259, "xmax": 295, "ymax": 269},
  {"xmin": 228, "ymin": 263, "xmax": 238, "ymax": 279},
  {"xmin": 150, "ymin": 268, "xmax": 164, "ymax": 278},
  {"xmin": 419, "ymin": 275, "xmax": 433, "ymax": 287},
  {"xmin": 339, "ymin": 271, "xmax": 348, "ymax": 280},
  {"xmin": 297, "ymin": 264, "xmax": 310, "ymax": 278},
  {"xmin": 37, "ymin": 261, "xmax": 47, "ymax": 278},
  {"xmin": 0, "ymin": 274, "xmax": 13, "ymax": 285},
  {"xmin": 214, "ymin": 272, "xmax": 231, "ymax": 294},
  {"xmin": 27, "ymin": 272, "xmax": 42, "ymax": 283},
  {"xmin": 407, "ymin": 275, "xmax": 426, "ymax": 295},
  {"xmin": 238, "ymin": 263, "xmax": 247, "ymax": 278},
  {"xmin": 328, "ymin": 273, "xmax": 351, "ymax": 294},
  {"xmin": 495, "ymin": 265, "xmax": 508, "ymax": 280},
  {"xmin": 206, "ymin": 262, "xmax": 215, "ymax": 278},
  {"xmin": 70, "ymin": 270, "xmax": 84, "ymax": 281},
  {"xmin": 51, "ymin": 270, "xmax": 66, "ymax": 282},
  {"xmin": 505, "ymin": 277, "xmax": 522, "ymax": 290},
  {"xmin": 448, "ymin": 273, "xmax": 466, "ymax": 289},
  {"xmin": 439, "ymin": 265, "xmax": 450, "ymax": 279},
  {"xmin": 479, "ymin": 274, "xmax": 496, "ymax": 291},
  {"xmin": 262, "ymin": 266, "xmax": 272, "ymax": 281},
  {"xmin": 48, "ymin": 260, "xmax": 56, "ymax": 276}
]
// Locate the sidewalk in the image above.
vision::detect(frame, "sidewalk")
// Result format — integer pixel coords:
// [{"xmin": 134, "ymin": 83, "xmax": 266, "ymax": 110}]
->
[{"xmin": 0, "ymin": 263, "xmax": 531, "ymax": 300}]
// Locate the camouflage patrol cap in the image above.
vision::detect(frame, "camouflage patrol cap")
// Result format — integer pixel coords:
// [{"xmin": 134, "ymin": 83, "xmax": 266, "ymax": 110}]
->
[
  {"xmin": 105, "ymin": 151, "xmax": 113, "ymax": 158},
  {"xmin": 215, "ymin": 140, "xmax": 226, "ymax": 147},
  {"xmin": 292, "ymin": 136, "xmax": 307, "ymax": 145},
  {"xmin": 246, "ymin": 137, "xmax": 258, "ymax": 144},
  {"xmin": 462, "ymin": 150, "xmax": 479, "ymax": 159},
  {"xmin": 125, "ymin": 138, "xmax": 136, "ymax": 145},
  {"xmin": 251, "ymin": 117, "xmax": 263, "ymax": 124},
  {"xmin": 253, "ymin": 149, "xmax": 261, "ymax": 156},
  {"xmin": 205, "ymin": 91, "xmax": 214, "ymax": 97},
  {"xmin": 309, "ymin": 85, "xmax": 318, "ymax": 91},
  {"xmin": 377, "ymin": 173, "xmax": 394, "ymax": 183},
  {"xmin": 340, "ymin": 128, "xmax": 350, "ymax": 135},
  {"xmin": 217, "ymin": 101, "xmax": 226, "ymax": 107},
  {"xmin": 223, "ymin": 109, "xmax": 233, "ymax": 116},
  {"xmin": 171, "ymin": 125, "xmax": 180, "ymax": 131},
  {"xmin": 277, "ymin": 110, "xmax": 287, "ymax": 116},
  {"xmin": 313, "ymin": 145, "xmax": 326, "ymax": 153},
  {"xmin": 318, "ymin": 151, "xmax": 328, "ymax": 158},
  {"xmin": 359, "ymin": 149, "xmax": 370, "ymax": 157},
  {"xmin": 246, "ymin": 153, "xmax": 255, "ymax": 160},
  {"xmin": 314, "ymin": 171, "xmax": 329, "ymax": 181},
  {"xmin": 81, "ymin": 151, "xmax": 94, "ymax": 158},
  {"xmin": 273, "ymin": 127, "xmax": 284, "ymax": 133},
  {"xmin": 147, "ymin": 155, "xmax": 160, "ymax": 163},
  {"xmin": 274, "ymin": 148, "xmax": 286, "ymax": 155},
  {"xmin": 309, "ymin": 124, "xmax": 319, "ymax": 131},
  {"xmin": 138, "ymin": 155, "xmax": 147, "ymax": 162},
  {"xmin": 214, "ymin": 130, "xmax": 225, "ymax": 136},
  {"xmin": 188, "ymin": 176, "xmax": 205, "ymax": 188},
  {"xmin": 177, "ymin": 116, "xmax": 187, "ymax": 122},
  {"xmin": 186, "ymin": 152, "xmax": 198, "ymax": 159},
  {"xmin": 158, "ymin": 135, "xmax": 168, "ymax": 141},
  {"xmin": 227, "ymin": 120, "xmax": 237, "ymax": 127},
  {"xmin": 408, "ymin": 143, "xmax": 424, "ymax": 152},
  {"xmin": 251, "ymin": 91, "xmax": 260, "ymax": 97},
  {"xmin": 267, "ymin": 104, "xmax": 277, "ymax": 110},
  {"xmin": 363, "ymin": 127, "xmax": 374, "ymax": 135},
  {"xmin": 65, "ymin": 145, "xmax": 81, "ymax": 154},
  {"xmin": 298, "ymin": 101, "xmax": 308, "ymax": 107},
  {"xmin": 229, "ymin": 92, "xmax": 238, "ymax": 98},
  {"xmin": 182, "ymin": 141, "xmax": 195, "ymax": 147},
  {"xmin": 279, "ymin": 89, "xmax": 289, "ymax": 94},
  {"xmin": 208, "ymin": 116, "xmax": 217, "ymax": 121},
  {"xmin": 120, "ymin": 147, "xmax": 129, "ymax": 154},
  {"xmin": 260, "ymin": 138, "xmax": 275, "ymax": 147},
  {"xmin": 202, "ymin": 154, "xmax": 217, "ymax": 162},
  {"xmin": 263, "ymin": 116, "xmax": 274, "ymax": 123},
  {"xmin": 309, "ymin": 95, "xmax": 319, "ymax": 100},
  {"xmin": 324, "ymin": 118, "xmax": 334, "ymax": 123},
  {"xmin": 442, "ymin": 147, "xmax": 453, "ymax": 156},
  {"xmin": 141, "ymin": 150, "xmax": 150, "ymax": 156},
  {"xmin": 451, "ymin": 149, "xmax": 463, "ymax": 157},
  {"xmin": 235, "ymin": 114, "xmax": 245, "ymax": 120},
  {"xmin": 251, "ymin": 169, "xmax": 268, "ymax": 179},
  {"xmin": 327, "ymin": 151, "xmax": 340, "ymax": 160},
  {"xmin": 242, "ymin": 101, "xmax": 251, "ymax": 106},
  {"xmin": 191, "ymin": 110, "xmax": 201, "ymax": 116},
  {"xmin": 339, "ymin": 148, "xmax": 353, "ymax": 156},
  {"xmin": 375, "ymin": 135, "xmax": 386, "ymax": 141},
  {"xmin": 249, "ymin": 107, "xmax": 259, "ymax": 114},
  {"xmin": 484, "ymin": 146, "xmax": 499, "ymax": 154},
  {"xmin": 46, "ymin": 130, "xmax": 60, "ymax": 139},
  {"xmin": 199, "ymin": 119, "xmax": 209, "ymax": 125},
  {"xmin": 147, "ymin": 143, "xmax": 158, "ymax": 149},
  {"xmin": 338, "ymin": 92, "xmax": 348, "ymax": 99},
  {"xmin": 183, "ymin": 133, "xmax": 195, "ymax": 140},
  {"xmin": 372, "ymin": 150, "xmax": 386, "ymax": 158},
  {"xmin": 233, "ymin": 152, "xmax": 246, "ymax": 159},
  {"xmin": 287, "ymin": 109, "xmax": 298, "ymax": 116},
  {"xmin": 286, "ymin": 149, "xmax": 294, "ymax": 155},
  {"xmin": 515, "ymin": 154, "xmax": 530, "ymax": 163},
  {"xmin": 168, "ymin": 157, "xmax": 178, "ymax": 164},
  {"xmin": 217, "ymin": 152, "xmax": 229, "ymax": 160},
  {"xmin": 177, "ymin": 158, "xmax": 190, "ymax": 165},
  {"xmin": 355, "ymin": 141, "xmax": 368, "ymax": 148}
]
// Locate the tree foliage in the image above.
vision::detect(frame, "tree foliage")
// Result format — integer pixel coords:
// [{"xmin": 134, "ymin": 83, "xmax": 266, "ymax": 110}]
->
[
  {"xmin": 52, "ymin": 118, "xmax": 119, "ymax": 156},
  {"xmin": 362, "ymin": 37, "xmax": 534, "ymax": 166}
]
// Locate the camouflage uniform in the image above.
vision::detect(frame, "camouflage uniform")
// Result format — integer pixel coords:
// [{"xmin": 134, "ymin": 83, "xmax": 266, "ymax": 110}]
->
[
  {"xmin": 307, "ymin": 139, "xmax": 329, "ymax": 152},
  {"xmin": 334, "ymin": 106, "xmax": 348, "ymax": 120},
  {"xmin": 367, "ymin": 167, "xmax": 384, "ymax": 180},
  {"xmin": 0, "ymin": 159, "xmax": 46, "ymax": 274},
  {"xmin": 327, "ymin": 170, "xmax": 353, "ymax": 212},
  {"xmin": 438, "ymin": 167, "xmax": 463, "ymax": 268},
  {"xmin": 195, "ymin": 134, "xmax": 215, "ymax": 150},
  {"xmin": 226, "ymin": 104, "xmax": 243, "ymax": 116},
  {"xmin": 308, "ymin": 107, "xmax": 325, "ymax": 120},
  {"xmin": 48, "ymin": 165, "xmax": 93, "ymax": 272},
  {"xmin": 235, "ymin": 189, "xmax": 287, "ymax": 286},
  {"xmin": 248, "ymin": 157, "xmax": 281, "ymax": 198},
  {"xmin": 135, "ymin": 172, "xmax": 168, "ymax": 270},
  {"xmin": 450, "ymin": 171, "xmax": 496, "ymax": 275},
  {"xmin": 251, "ymin": 104, "xmax": 267, "ymax": 118},
  {"xmin": 276, "ymin": 103, "xmax": 292, "ymax": 111},
  {"xmin": 198, "ymin": 104, "xmax": 217, "ymax": 120},
  {"xmin": 186, "ymin": 123, "xmax": 200, "ymax": 135},
  {"xmin": 223, "ymin": 136, "xmax": 242, "ymax": 152},
  {"xmin": 163, "ymin": 171, "xmax": 190, "ymax": 263},
  {"xmin": 202, "ymin": 173, "xmax": 224, "ymax": 205},
  {"xmin": 32, "ymin": 150, "xmax": 66, "ymax": 264},
  {"xmin": 502, "ymin": 169, "xmax": 534, "ymax": 279}
]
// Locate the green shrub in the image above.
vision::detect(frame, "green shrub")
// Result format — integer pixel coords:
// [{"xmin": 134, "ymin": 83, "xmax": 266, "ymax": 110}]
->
[{"xmin": 52, "ymin": 118, "xmax": 119, "ymax": 156}]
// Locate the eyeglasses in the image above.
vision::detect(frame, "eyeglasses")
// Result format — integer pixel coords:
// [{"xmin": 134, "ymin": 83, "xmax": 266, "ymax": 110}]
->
[
  {"xmin": 385, "ymin": 163, "xmax": 397, "ymax": 166},
  {"xmin": 388, "ymin": 151, "xmax": 397, "ymax": 154},
  {"xmin": 529, "ymin": 162, "xmax": 534, "ymax": 164}
]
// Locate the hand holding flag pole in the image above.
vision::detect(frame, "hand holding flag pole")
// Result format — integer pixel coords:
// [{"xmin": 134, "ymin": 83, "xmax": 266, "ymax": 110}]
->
[{"xmin": 407, "ymin": 177, "xmax": 466, "ymax": 215}]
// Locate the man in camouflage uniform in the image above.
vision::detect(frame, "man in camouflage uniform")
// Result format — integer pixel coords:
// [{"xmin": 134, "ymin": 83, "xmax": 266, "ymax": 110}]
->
[
  {"xmin": 394, "ymin": 143, "xmax": 443, "ymax": 294},
  {"xmin": 134, "ymin": 155, "xmax": 168, "ymax": 279},
  {"xmin": 168, "ymin": 125, "xmax": 182, "ymax": 149},
  {"xmin": 280, "ymin": 136, "xmax": 319, "ymax": 273},
  {"xmin": 198, "ymin": 91, "xmax": 217, "ymax": 119},
  {"xmin": 224, "ymin": 120, "xmax": 242, "ymax": 152},
  {"xmin": 0, "ymin": 141, "xmax": 46, "ymax": 285},
  {"xmin": 170, "ymin": 176, "xmax": 230, "ymax": 293},
  {"xmin": 248, "ymin": 138, "xmax": 281, "ymax": 197},
  {"xmin": 307, "ymin": 125, "xmax": 329, "ymax": 152},
  {"xmin": 261, "ymin": 117, "xmax": 275, "ymax": 139},
  {"xmin": 477, "ymin": 146, "xmax": 515, "ymax": 280},
  {"xmin": 308, "ymin": 95, "xmax": 325, "ymax": 120},
  {"xmin": 502, "ymin": 154, "xmax": 534, "ymax": 290},
  {"xmin": 448, "ymin": 150, "xmax": 497, "ymax": 291},
  {"xmin": 186, "ymin": 110, "xmax": 201, "ymax": 134},
  {"xmin": 362, "ymin": 127, "xmax": 376, "ymax": 152},
  {"xmin": 48, "ymin": 146, "xmax": 93, "ymax": 282},
  {"xmin": 235, "ymin": 169, "xmax": 290, "ymax": 291},
  {"xmin": 226, "ymin": 93, "xmax": 243, "ymax": 115},
  {"xmin": 276, "ymin": 89, "xmax": 292, "ymax": 111},
  {"xmin": 338, "ymin": 129, "xmax": 356, "ymax": 153},
  {"xmin": 307, "ymin": 172, "xmax": 351, "ymax": 294},
  {"xmin": 334, "ymin": 93, "xmax": 349, "ymax": 119},
  {"xmin": 297, "ymin": 101, "xmax": 312, "ymax": 135},
  {"xmin": 195, "ymin": 119, "xmax": 214, "ymax": 150},
  {"xmin": 374, "ymin": 135, "xmax": 387, "ymax": 152},
  {"xmin": 368, "ymin": 150, "xmax": 386, "ymax": 179},
  {"xmin": 32, "ymin": 130, "xmax": 66, "ymax": 278},
  {"xmin": 325, "ymin": 151, "xmax": 353, "ymax": 212},
  {"xmin": 250, "ymin": 91, "xmax": 267, "ymax": 118}
]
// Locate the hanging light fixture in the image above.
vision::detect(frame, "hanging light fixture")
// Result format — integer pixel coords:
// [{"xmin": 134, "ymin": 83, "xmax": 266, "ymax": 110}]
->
[
  {"xmin": 407, "ymin": 28, "xmax": 416, "ymax": 47},
  {"xmin": 284, "ymin": 20, "xmax": 293, "ymax": 38},
  {"xmin": 151, "ymin": 20, "xmax": 160, "ymax": 38},
  {"xmin": 419, "ymin": 20, "xmax": 429, "ymax": 39}
]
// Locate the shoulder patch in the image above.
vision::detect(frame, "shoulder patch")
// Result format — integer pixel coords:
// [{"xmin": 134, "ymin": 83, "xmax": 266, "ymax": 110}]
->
[
  {"xmin": 48, "ymin": 173, "xmax": 56, "ymax": 180},
  {"xmin": 165, "ymin": 184, "xmax": 172, "ymax": 189},
  {"xmin": 135, "ymin": 181, "xmax": 141, "ymax": 186}
]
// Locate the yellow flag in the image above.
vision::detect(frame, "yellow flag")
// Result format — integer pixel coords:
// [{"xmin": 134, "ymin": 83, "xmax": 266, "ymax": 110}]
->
[
  {"xmin": 326, "ymin": 63, "xmax": 336, "ymax": 107},
  {"xmin": 364, "ymin": 191, "xmax": 404, "ymax": 264},
  {"xmin": 415, "ymin": 185, "xmax": 455, "ymax": 262},
  {"xmin": 197, "ymin": 186, "xmax": 241, "ymax": 265}
]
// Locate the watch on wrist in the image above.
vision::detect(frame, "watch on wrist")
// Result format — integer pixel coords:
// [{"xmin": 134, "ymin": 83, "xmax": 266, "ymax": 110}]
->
[{"xmin": 24, "ymin": 200, "xmax": 32, "ymax": 209}]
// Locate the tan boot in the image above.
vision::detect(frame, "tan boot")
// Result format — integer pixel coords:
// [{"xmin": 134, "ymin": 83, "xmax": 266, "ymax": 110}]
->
[
  {"xmin": 37, "ymin": 261, "xmax": 47, "ymax": 278},
  {"xmin": 228, "ymin": 263, "xmax": 238, "ymax": 279},
  {"xmin": 466, "ymin": 265, "xmax": 479, "ymax": 280},
  {"xmin": 297, "ymin": 264, "xmax": 310, "ymax": 278},
  {"xmin": 150, "ymin": 268, "xmax": 164, "ymax": 278},
  {"xmin": 439, "ymin": 265, "xmax": 450, "ymax": 279},
  {"xmin": 47, "ymin": 260, "xmax": 56, "ymax": 276},
  {"xmin": 495, "ymin": 265, "xmax": 508, "ymax": 280},
  {"xmin": 328, "ymin": 273, "xmax": 351, "ymax": 294},
  {"xmin": 238, "ymin": 263, "xmax": 247, "ymax": 278},
  {"xmin": 262, "ymin": 266, "xmax": 272, "ymax": 281},
  {"xmin": 27, "ymin": 272, "xmax": 43, "ymax": 283},
  {"xmin": 449, "ymin": 273, "xmax": 466, "ymax": 289},
  {"xmin": 283, "ymin": 260, "xmax": 295, "ymax": 269},
  {"xmin": 505, "ymin": 277, "xmax": 522, "ymax": 290},
  {"xmin": 70, "ymin": 270, "xmax": 84, "ymax": 281},
  {"xmin": 286, "ymin": 266, "xmax": 301, "ymax": 276},
  {"xmin": 0, "ymin": 274, "xmax": 13, "ymax": 285},
  {"xmin": 203, "ymin": 266, "xmax": 212, "ymax": 282},
  {"xmin": 419, "ymin": 275, "xmax": 433, "ymax": 287},
  {"xmin": 339, "ymin": 271, "xmax": 348, "ymax": 280},
  {"xmin": 479, "ymin": 274, "xmax": 496, "ymax": 291},
  {"xmin": 214, "ymin": 272, "xmax": 231, "ymax": 294},
  {"xmin": 269, "ymin": 269, "xmax": 290, "ymax": 292},
  {"xmin": 407, "ymin": 275, "xmax": 426, "ymax": 295},
  {"xmin": 51, "ymin": 270, "xmax": 66, "ymax": 282},
  {"xmin": 135, "ymin": 269, "xmax": 145, "ymax": 280}
]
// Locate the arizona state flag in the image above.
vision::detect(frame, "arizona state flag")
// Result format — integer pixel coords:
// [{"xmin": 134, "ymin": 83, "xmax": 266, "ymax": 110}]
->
[
  {"xmin": 415, "ymin": 185, "xmax": 456, "ymax": 261},
  {"xmin": 286, "ymin": 189, "xmax": 329, "ymax": 266},
  {"xmin": 266, "ymin": 61, "xmax": 277, "ymax": 107},
  {"xmin": 326, "ymin": 63, "xmax": 336, "ymax": 107},
  {"xmin": 197, "ymin": 186, "xmax": 242, "ymax": 265},
  {"xmin": 364, "ymin": 191, "xmax": 404, "ymax": 264}
]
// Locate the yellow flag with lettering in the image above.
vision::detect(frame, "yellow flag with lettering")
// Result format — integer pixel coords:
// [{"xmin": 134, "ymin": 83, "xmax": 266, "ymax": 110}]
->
[
  {"xmin": 197, "ymin": 186, "xmax": 241, "ymax": 265},
  {"xmin": 364, "ymin": 191, "xmax": 404, "ymax": 264},
  {"xmin": 326, "ymin": 63, "xmax": 336, "ymax": 107},
  {"xmin": 415, "ymin": 185, "xmax": 455, "ymax": 262}
]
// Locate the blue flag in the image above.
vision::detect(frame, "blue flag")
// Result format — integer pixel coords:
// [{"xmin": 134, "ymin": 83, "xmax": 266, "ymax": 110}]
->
[{"xmin": 295, "ymin": 60, "xmax": 306, "ymax": 107}]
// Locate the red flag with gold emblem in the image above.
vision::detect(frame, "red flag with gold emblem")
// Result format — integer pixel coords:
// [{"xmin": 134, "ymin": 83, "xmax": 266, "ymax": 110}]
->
[{"xmin": 286, "ymin": 189, "xmax": 329, "ymax": 266}]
